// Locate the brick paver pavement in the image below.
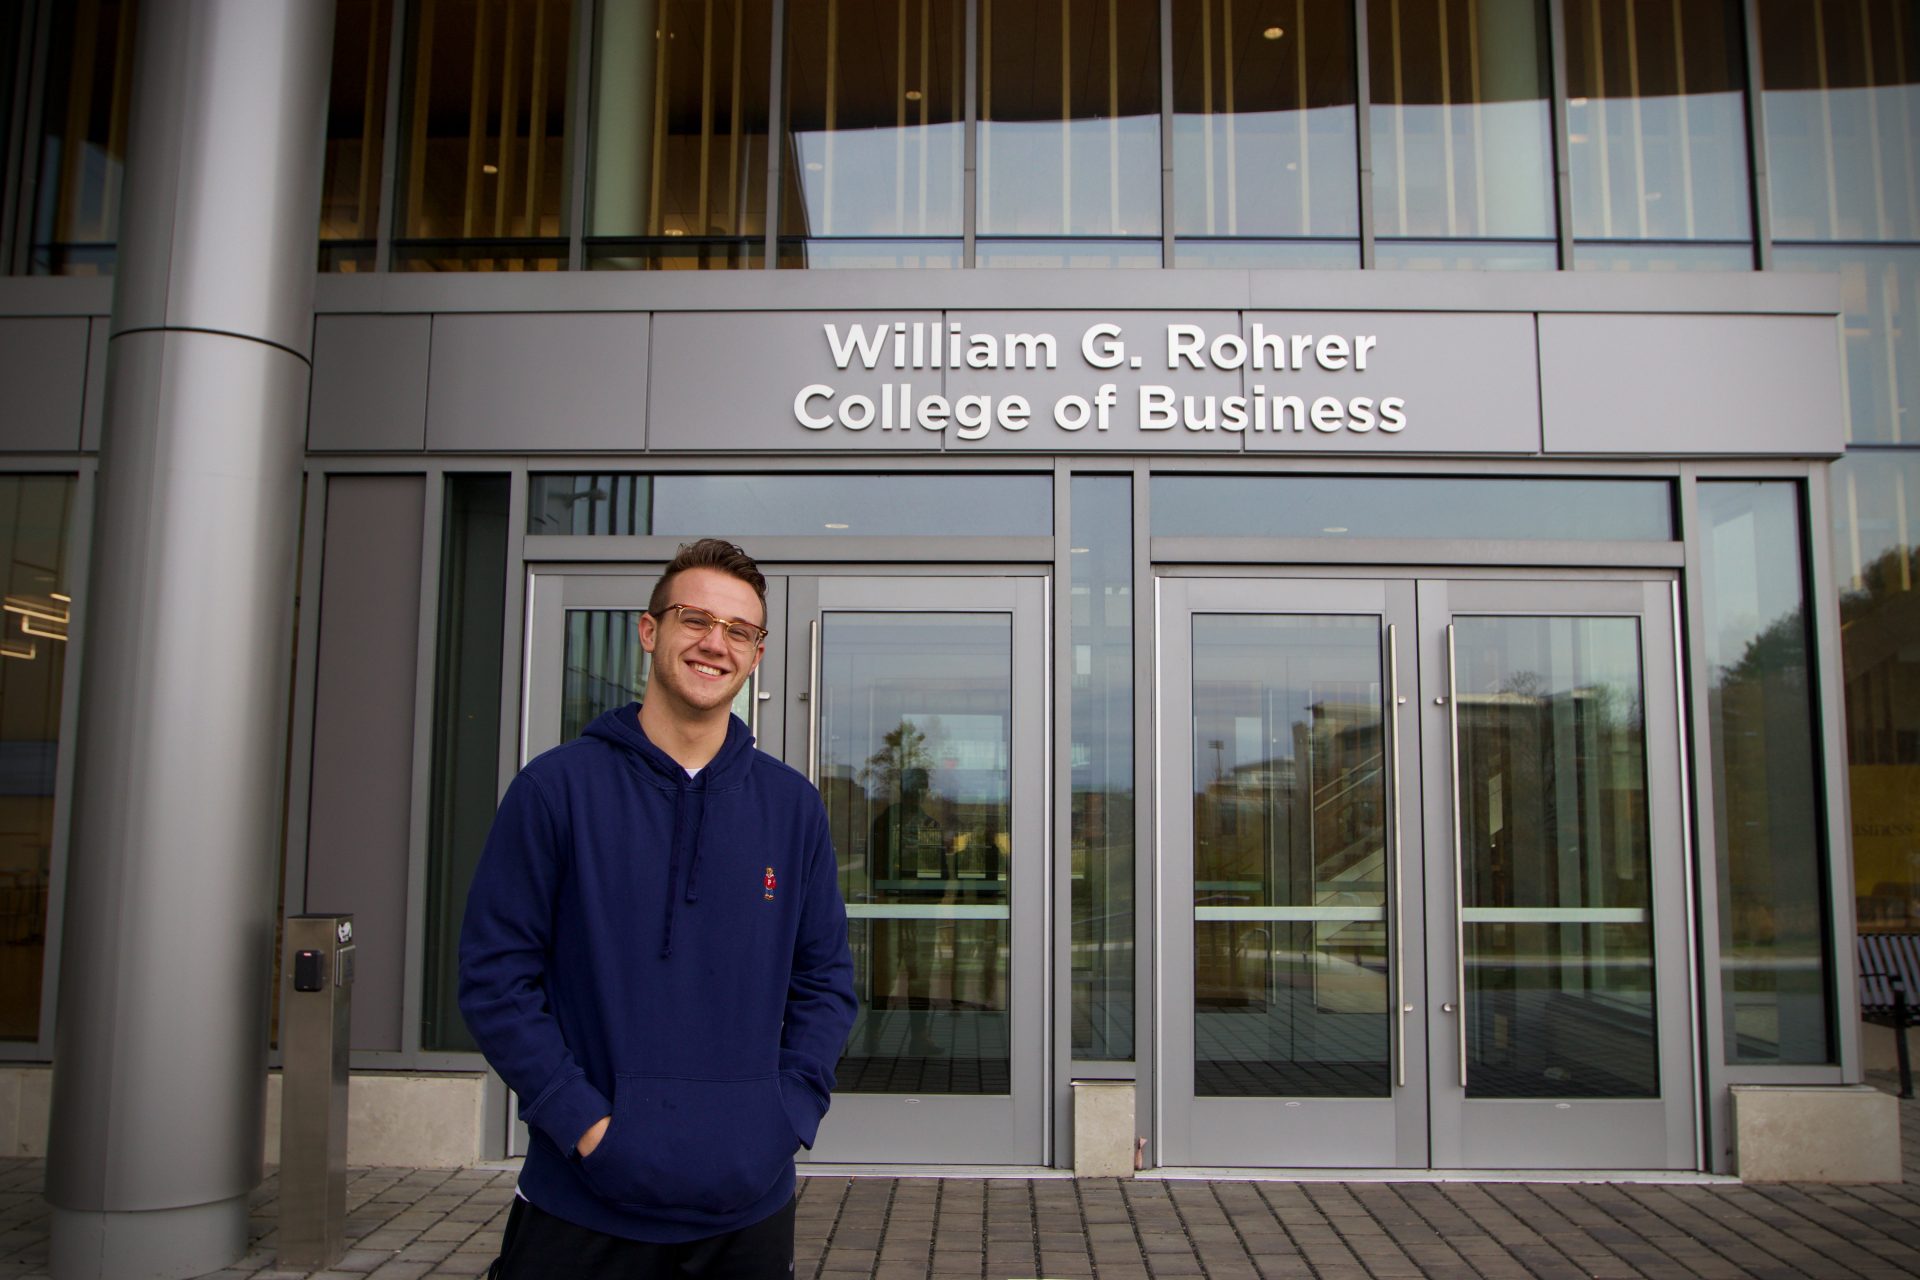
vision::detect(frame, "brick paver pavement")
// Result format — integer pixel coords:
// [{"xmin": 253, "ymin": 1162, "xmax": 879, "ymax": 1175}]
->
[{"xmin": 0, "ymin": 1079, "xmax": 1914, "ymax": 1278}]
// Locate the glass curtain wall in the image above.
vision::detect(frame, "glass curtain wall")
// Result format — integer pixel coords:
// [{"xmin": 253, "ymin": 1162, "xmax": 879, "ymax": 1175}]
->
[
  {"xmin": 1171, "ymin": 0, "xmax": 1359, "ymax": 269},
  {"xmin": 26, "ymin": 0, "xmax": 136, "ymax": 275},
  {"xmin": 1699, "ymin": 481, "xmax": 1833, "ymax": 1065},
  {"xmin": 778, "ymin": 0, "xmax": 964, "ymax": 268},
  {"xmin": 589, "ymin": 0, "xmax": 773, "ymax": 269},
  {"xmin": 1369, "ymin": 0, "xmax": 1556, "ymax": 270},
  {"xmin": 977, "ymin": 0, "xmax": 1162, "ymax": 267},
  {"xmin": 320, "ymin": 0, "xmax": 395, "ymax": 271},
  {"xmin": 1563, "ymin": 0, "xmax": 1753, "ymax": 271},
  {"xmin": 0, "ymin": 476, "xmax": 75, "ymax": 1042},
  {"xmin": 1765, "ymin": 2, "xmax": 1920, "ymax": 937},
  {"xmin": 395, "ymin": 0, "xmax": 572, "ymax": 270}
]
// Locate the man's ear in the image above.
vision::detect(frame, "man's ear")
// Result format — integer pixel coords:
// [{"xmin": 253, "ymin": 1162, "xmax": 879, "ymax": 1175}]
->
[{"xmin": 638, "ymin": 610, "xmax": 659, "ymax": 654}]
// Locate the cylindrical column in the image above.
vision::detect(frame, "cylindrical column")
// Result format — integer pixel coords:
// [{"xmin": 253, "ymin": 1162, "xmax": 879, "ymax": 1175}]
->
[{"xmin": 45, "ymin": 4, "xmax": 334, "ymax": 1278}]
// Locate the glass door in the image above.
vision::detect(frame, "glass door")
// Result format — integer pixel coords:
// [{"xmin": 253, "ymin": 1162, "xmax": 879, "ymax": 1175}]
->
[
  {"xmin": 1419, "ymin": 579, "xmax": 1695, "ymax": 1170},
  {"xmin": 787, "ymin": 576, "xmax": 1048, "ymax": 1165},
  {"xmin": 1157, "ymin": 578, "xmax": 1427, "ymax": 1168},
  {"xmin": 1158, "ymin": 575, "xmax": 1697, "ymax": 1171}
]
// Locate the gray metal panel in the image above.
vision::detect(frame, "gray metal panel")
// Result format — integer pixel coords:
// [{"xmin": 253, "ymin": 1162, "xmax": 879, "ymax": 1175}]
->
[
  {"xmin": 80, "ymin": 319, "xmax": 108, "ymax": 452},
  {"xmin": 1243, "ymin": 313, "xmax": 1540, "ymax": 455},
  {"xmin": 942, "ymin": 311, "xmax": 1243, "ymax": 452},
  {"xmin": 305, "ymin": 475, "xmax": 426, "ymax": 1053},
  {"xmin": 308, "ymin": 315, "xmax": 430, "ymax": 452},
  {"xmin": 1539, "ymin": 314, "xmax": 1846, "ymax": 457},
  {"xmin": 649, "ymin": 311, "xmax": 943, "ymax": 453},
  {"xmin": 426, "ymin": 312, "xmax": 651, "ymax": 451},
  {"xmin": 109, "ymin": 0, "xmax": 332, "ymax": 358},
  {"xmin": 0, "ymin": 318, "xmax": 87, "ymax": 451}
]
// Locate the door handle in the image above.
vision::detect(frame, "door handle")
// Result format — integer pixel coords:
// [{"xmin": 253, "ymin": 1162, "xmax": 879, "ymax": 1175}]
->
[
  {"xmin": 1446, "ymin": 622, "xmax": 1468, "ymax": 1089},
  {"xmin": 805, "ymin": 618, "xmax": 820, "ymax": 786},
  {"xmin": 1388, "ymin": 623, "xmax": 1406, "ymax": 1089}
]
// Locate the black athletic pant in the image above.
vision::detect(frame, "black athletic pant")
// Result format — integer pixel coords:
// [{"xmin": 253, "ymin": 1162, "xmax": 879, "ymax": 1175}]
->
[{"xmin": 490, "ymin": 1196, "xmax": 796, "ymax": 1279}]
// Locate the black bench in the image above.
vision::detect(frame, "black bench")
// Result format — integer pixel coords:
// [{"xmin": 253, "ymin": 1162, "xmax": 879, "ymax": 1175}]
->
[{"xmin": 1858, "ymin": 933, "xmax": 1920, "ymax": 1098}]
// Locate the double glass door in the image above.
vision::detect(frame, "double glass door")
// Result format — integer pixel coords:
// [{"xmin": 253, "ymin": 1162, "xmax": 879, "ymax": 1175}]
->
[
  {"xmin": 1158, "ymin": 576, "xmax": 1695, "ymax": 1170},
  {"xmin": 523, "ymin": 568, "xmax": 1047, "ymax": 1166}
]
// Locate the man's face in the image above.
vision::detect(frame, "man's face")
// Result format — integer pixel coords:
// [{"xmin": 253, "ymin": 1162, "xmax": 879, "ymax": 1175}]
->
[{"xmin": 638, "ymin": 566, "xmax": 766, "ymax": 721}]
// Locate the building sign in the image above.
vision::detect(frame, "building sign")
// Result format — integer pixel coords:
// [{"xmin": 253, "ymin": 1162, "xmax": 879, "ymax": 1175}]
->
[
  {"xmin": 645, "ymin": 309, "xmax": 1544, "ymax": 453},
  {"xmin": 794, "ymin": 321, "xmax": 1408, "ymax": 441}
]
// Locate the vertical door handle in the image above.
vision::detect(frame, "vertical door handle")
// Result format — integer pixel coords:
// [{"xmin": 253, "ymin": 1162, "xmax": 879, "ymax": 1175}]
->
[
  {"xmin": 1388, "ymin": 623, "xmax": 1406, "ymax": 1089},
  {"xmin": 805, "ymin": 618, "xmax": 820, "ymax": 786},
  {"xmin": 1446, "ymin": 622, "xmax": 1468, "ymax": 1089}
]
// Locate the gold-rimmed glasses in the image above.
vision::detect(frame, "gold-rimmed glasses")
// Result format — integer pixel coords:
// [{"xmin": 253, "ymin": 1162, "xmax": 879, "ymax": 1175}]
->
[{"xmin": 653, "ymin": 603, "xmax": 768, "ymax": 650}]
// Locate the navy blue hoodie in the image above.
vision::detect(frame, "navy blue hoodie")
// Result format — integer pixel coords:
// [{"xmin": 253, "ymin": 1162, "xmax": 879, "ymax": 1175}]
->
[{"xmin": 458, "ymin": 705, "xmax": 857, "ymax": 1243}]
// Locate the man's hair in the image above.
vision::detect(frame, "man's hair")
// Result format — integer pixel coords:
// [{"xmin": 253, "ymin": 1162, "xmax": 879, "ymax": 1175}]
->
[{"xmin": 648, "ymin": 538, "xmax": 768, "ymax": 621}]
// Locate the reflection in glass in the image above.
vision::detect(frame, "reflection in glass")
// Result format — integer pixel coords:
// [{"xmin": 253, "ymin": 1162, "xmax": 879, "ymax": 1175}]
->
[
  {"xmin": 972, "ymin": 240, "xmax": 1162, "ymax": 268},
  {"xmin": 1572, "ymin": 242, "xmax": 1755, "ymax": 272},
  {"xmin": 1369, "ymin": 0, "xmax": 1553, "ymax": 241},
  {"xmin": 526, "ymin": 472, "xmax": 1054, "ymax": 537},
  {"xmin": 589, "ymin": 0, "xmax": 772, "ymax": 270},
  {"xmin": 321, "ymin": 0, "xmax": 394, "ymax": 271},
  {"xmin": 1452, "ymin": 615, "xmax": 1656, "ymax": 1098},
  {"xmin": 1775, "ymin": 247, "xmax": 1920, "ymax": 445},
  {"xmin": 27, "ymin": 0, "xmax": 136, "ymax": 275},
  {"xmin": 822, "ymin": 614, "xmax": 1013, "ymax": 1093},
  {"xmin": 1071, "ymin": 478, "xmax": 1133, "ymax": 1060},
  {"xmin": 1192, "ymin": 615, "xmax": 1390, "ymax": 1099},
  {"xmin": 0, "ymin": 477, "xmax": 76, "ymax": 1040},
  {"xmin": 1563, "ymin": 0, "xmax": 1750, "ymax": 244},
  {"xmin": 1832, "ymin": 453, "xmax": 1920, "ymax": 933},
  {"xmin": 560, "ymin": 610, "xmax": 752, "ymax": 743},
  {"xmin": 422, "ymin": 475, "xmax": 509, "ymax": 1052},
  {"xmin": 780, "ymin": 0, "xmax": 962, "ymax": 249},
  {"xmin": 777, "ymin": 239, "xmax": 961, "ymax": 269},
  {"xmin": 1175, "ymin": 240, "xmax": 1361, "ymax": 269},
  {"xmin": 1760, "ymin": 0, "xmax": 1920, "ymax": 243},
  {"xmin": 1171, "ymin": 1, "xmax": 1358, "ymax": 241},
  {"xmin": 1700, "ymin": 482, "xmax": 1833, "ymax": 1064},
  {"xmin": 1152, "ymin": 475, "xmax": 1674, "ymax": 542},
  {"xmin": 978, "ymin": 1, "xmax": 1161, "ymax": 241},
  {"xmin": 396, "ymin": 0, "xmax": 571, "ymax": 271}
]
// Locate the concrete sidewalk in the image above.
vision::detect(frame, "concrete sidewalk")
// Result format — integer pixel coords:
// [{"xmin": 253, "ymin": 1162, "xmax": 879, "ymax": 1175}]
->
[{"xmin": 2, "ymin": 1082, "xmax": 1914, "ymax": 1279}]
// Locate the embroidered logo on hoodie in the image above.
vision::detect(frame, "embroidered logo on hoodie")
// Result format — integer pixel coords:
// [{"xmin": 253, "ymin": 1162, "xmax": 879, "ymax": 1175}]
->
[{"xmin": 764, "ymin": 866, "xmax": 777, "ymax": 901}]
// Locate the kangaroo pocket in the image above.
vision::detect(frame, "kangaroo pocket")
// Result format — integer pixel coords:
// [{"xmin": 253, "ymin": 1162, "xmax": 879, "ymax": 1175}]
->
[{"xmin": 578, "ymin": 1073, "xmax": 799, "ymax": 1216}]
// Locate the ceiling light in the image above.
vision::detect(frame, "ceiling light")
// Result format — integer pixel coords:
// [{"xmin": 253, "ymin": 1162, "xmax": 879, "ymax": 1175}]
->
[
  {"xmin": 1322, "ymin": 526, "xmax": 1349, "ymax": 534},
  {"xmin": 482, "ymin": 163, "xmax": 499, "ymax": 175},
  {"xmin": 1071, "ymin": 547, "xmax": 1090, "ymax": 554},
  {"xmin": 806, "ymin": 161, "xmax": 824, "ymax": 172},
  {"xmin": 905, "ymin": 89, "xmax": 923, "ymax": 101},
  {"xmin": 1263, "ymin": 26, "xmax": 1284, "ymax": 40},
  {"xmin": 664, "ymin": 228, "xmax": 685, "ymax": 236},
  {"xmin": 825, "ymin": 522, "xmax": 850, "ymax": 529}
]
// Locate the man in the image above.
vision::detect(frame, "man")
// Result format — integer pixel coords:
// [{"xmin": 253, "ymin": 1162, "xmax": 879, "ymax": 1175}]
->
[{"xmin": 460, "ymin": 538, "xmax": 857, "ymax": 1278}]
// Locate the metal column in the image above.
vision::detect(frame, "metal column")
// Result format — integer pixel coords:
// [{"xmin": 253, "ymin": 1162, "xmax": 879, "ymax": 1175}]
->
[{"xmin": 44, "ymin": 3, "xmax": 335, "ymax": 1278}]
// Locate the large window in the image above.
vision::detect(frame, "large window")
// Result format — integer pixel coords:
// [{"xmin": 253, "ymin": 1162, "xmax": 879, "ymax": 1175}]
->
[
  {"xmin": 976, "ymin": 0, "xmax": 1162, "ymax": 267},
  {"xmin": 1171, "ymin": 0, "xmax": 1359, "ymax": 268},
  {"xmin": 1564, "ymin": 0, "xmax": 1753, "ymax": 271},
  {"xmin": 320, "ymin": 0, "xmax": 396, "ymax": 271},
  {"xmin": 0, "ymin": 476, "xmax": 76, "ymax": 1042},
  {"xmin": 1700, "ymin": 481, "xmax": 1832, "ymax": 1065},
  {"xmin": 589, "ymin": 0, "xmax": 773, "ymax": 270},
  {"xmin": 1368, "ymin": 0, "xmax": 1555, "ymax": 266},
  {"xmin": 25, "ymin": 0, "xmax": 136, "ymax": 276},
  {"xmin": 395, "ymin": 0, "xmax": 572, "ymax": 271},
  {"xmin": 778, "ymin": 0, "xmax": 964, "ymax": 268}
]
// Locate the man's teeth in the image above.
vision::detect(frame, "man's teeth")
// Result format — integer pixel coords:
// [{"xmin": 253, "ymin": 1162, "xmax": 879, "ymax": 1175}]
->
[{"xmin": 691, "ymin": 662, "xmax": 723, "ymax": 676}]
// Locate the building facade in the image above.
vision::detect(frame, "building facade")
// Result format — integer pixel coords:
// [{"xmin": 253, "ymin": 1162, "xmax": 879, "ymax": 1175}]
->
[{"xmin": 0, "ymin": 0, "xmax": 1910, "ymax": 1183}]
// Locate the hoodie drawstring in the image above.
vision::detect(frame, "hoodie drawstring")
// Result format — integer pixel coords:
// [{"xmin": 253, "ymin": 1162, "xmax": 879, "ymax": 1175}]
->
[{"xmin": 659, "ymin": 782, "xmax": 709, "ymax": 958}]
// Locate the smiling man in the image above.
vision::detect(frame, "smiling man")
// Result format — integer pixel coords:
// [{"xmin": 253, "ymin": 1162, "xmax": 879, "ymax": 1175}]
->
[{"xmin": 460, "ymin": 538, "xmax": 857, "ymax": 1279}]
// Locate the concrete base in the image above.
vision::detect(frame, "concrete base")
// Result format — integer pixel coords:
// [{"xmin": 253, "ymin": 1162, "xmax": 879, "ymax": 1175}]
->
[
  {"xmin": 1862, "ymin": 1021, "xmax": 1914, "ymax": 1074},
  {"xmin": 49, "ymin": 1196, "xmax": 249, "ymax": 1280},
  {"xmin": 264, "ymin": 1071, "xmax": 488, "ymax": 1167},
  {"xmin": 1071, "ymin": 1081, "xmax": 1136, "ymax": 1178},
  {"xmin": 1731, "ymin": 1084, "xmax": 1902, "ymax": 1183}
]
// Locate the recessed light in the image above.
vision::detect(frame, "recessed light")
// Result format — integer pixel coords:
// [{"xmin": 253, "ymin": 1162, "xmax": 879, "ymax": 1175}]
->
[
  {"xmin": 905, "ymin": 89, "xmax": 923, "ymax": 101},
  {"xmin": 1070, "ymin": 547, "xmax": 1090, "ymax": 554},
  {"xmin": 1263, "ymin": 26, "xmax": 1284, "ymax": 40},
  {"xmin": 1569, "ymin": 96, "xmax": 1589, "ymax": 107},
  {"xmin": 482, "ymin": 163, "xmax": 499, "ymax": 175},
  {"xmin": 806, "ymin": 161, "xmax": 824, "ymax": 172},
  {"xmin": 1322, "ymin": 526, "xmax": 1348, "ymax": 534},
  {"xmin": 664, "ymin": 228, "xmax": 685, "ymax": 236},
  {"xmin": 825, "ymin": 522, "xmax": 850, "ymax": 529}
]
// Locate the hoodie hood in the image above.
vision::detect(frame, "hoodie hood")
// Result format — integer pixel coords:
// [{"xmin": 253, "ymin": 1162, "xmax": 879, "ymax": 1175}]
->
[{"xmin": 582, "ymin": 704, "xmax": 757, "ymax": 955}]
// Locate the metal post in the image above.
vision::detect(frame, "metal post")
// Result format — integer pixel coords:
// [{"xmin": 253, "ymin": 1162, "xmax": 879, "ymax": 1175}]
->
[
  {"xmin": 280, "ymin": 915, "xmax": 357, "ymax": 1271},
  {"xmin": 1894, "ymin": 976, "xmax": 1913, "ymax": 1100}
]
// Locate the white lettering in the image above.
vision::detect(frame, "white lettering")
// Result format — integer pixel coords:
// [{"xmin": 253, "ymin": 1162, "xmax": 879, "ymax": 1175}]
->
[
  {"xmin": 824, "ymin": 324, "xmax": 886, "ymax": 370},
  {"xmin": 1084, "ymin": 324, "xmax": 1127, "ymax": 369}
]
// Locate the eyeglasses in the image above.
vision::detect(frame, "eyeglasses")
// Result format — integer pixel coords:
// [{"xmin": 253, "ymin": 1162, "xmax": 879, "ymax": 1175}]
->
[{"xmin": 654, "ymin": 603, "xmax": 768, "ymax": 649}]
